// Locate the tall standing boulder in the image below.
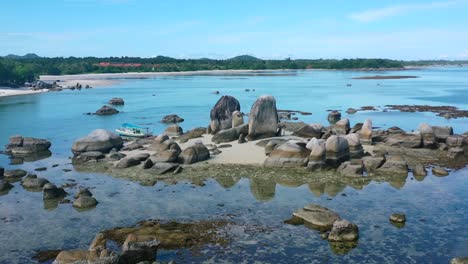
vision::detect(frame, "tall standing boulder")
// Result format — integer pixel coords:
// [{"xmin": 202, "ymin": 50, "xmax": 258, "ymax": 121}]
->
[
  {"xmin": 209, "ymin": 95, "xmax": 240, "ymax": 134},
  {"xmin": 360, "ymin": 119, "xmax": 373, "ymax": 145},
  {"xmin": 332, "ymin": 118, "xmax": 350, "ymax": 135},
  {"xmin": 345, "ymin": 133, "xmax": 364, "ymax": 159},
  {"xmin": 72, "ymin": 129, "xmax": 123, "ymax": 155},
  {"xmin": 247, "ymin": 95, "xmax": 279, "ymax": 140},
  {"xmin": 325, "ymin": 135, "xmax": 350, "ymax": 167},
  {"xmin": 307, "ymin": 138, "xmax": 326, "ymax": 171}
]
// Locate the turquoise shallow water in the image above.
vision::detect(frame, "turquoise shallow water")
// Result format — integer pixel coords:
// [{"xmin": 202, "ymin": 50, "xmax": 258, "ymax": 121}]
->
[{"xmin": 0, "ymin": 67, "xmax": 467, "ymax": 263}]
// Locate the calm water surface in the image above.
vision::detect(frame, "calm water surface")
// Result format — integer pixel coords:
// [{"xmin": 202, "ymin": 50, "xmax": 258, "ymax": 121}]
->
[{"xmin": 0, "ymin": 67, "xmax": 467, "ymax": 263}]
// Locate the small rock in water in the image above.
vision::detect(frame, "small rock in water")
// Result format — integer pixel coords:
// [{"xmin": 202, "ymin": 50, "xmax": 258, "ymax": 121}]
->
[
  {"xmin": 432, "ymin": 166, "xmax": 449, "ymax": 176},
  {"xmin": 327, "ymin": 219, "xmax": 359, "ymax": 242},
  {"xmin": 389, "ymin": 213, "xmax": 406, "ymax": 223},
  {"xmin": 43, "ymin": 183, "xmax": 67, "ymax": 199},
  {"xmin": 74, "ymin": 188, "xmax": 93, "ymax": 199},
  {"xmin": 35, "ymin": 167, "xmax": 47, "ymax": 171},
  {"xmin": 73, "ymin": 196, "xmax": 98, "ymax": 209}
]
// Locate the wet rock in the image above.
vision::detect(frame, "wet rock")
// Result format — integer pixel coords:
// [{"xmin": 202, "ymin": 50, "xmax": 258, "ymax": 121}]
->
[
  {"xmin": 412, "ymin": 164, "xmax": 427, "ymax": 177},
  {"xmin": 327, "ymin": 111, "xmax": 341, "ymax": 124},
  {"xmin": 432, "ymin": 166, "xmax": 449, "ymax": 176},
  {"xmin": 293, "ymin": 124, "xmax": 324, "ymax": 138},
  {"xmin": 21, "ymin": 174, "xmax": 50, "ymax": 189},
  {"xmin": 35, "ymin": 167, "xmax": 47, "ymax": 171},
  {"xmin": 384, "ymin": 132, "xmax": 422, "ymax": 148},
  {"xmin": 418, "ymin": 123, "xmax": 436, "ymax": 148},
  {"xmin": 164, "ymin": 124, "xmax": 183, "ymax": 136},
  {"xmin": 108, "ymin": 97, "xmax": 124, "ymax": 105},
  {"xmin": 264, "ymin": 140, "xmax": 309, "ymax": 167},
  {"xmin": 362, "ymin": 156, "xmax": 385, "ymax": 173},
  {"xmin": 151, "ymin": 162, "xmax": 178, "ymax": 174},
  {"xmin": 247, "ymin": 95, "xmax": 279, "ymax": 140},
  {"xmin": 232, "ymin": 110, "xmax": 244, "ymax": 127},
  {"xmin": 209, "ymin": 95, "xmax": 241, "ymax": 134},
  {"xmin": 75, "ymin": 188, "xmax": 93, "ymax": 198},
  {"xmin": 0, "ymin": 180, "xmax": 13, "ymax": 191},
  {"xmin": 238, "ymin": 134, "xmax": 247, "ymax": 144},
  {"xmin": 212, "ymin": 124, "xmax": 248, "ymax": 144},
  {"xmin": 377, "ymin": 156, "xmax": 408, "ymax": 176},
  {"xmin": 4, "ymin": 169, "xmax": 27, "ymax": 178},
  {"xmin": 346, "ymin": 108, "xmax": 357, "ymax": 114},
  {"xmin": 72, "ymin": 151, "xmax": 105, "ymax": 163},
  {"xmin": 307, "ymin": 139, "xmax": 326, "ymax": 171},
  {"xmin": 345, "ymin": 133, "xmax": 363, "ymax": 159},
  {"xmin": 43, "ymin": 183, "xmax": 67, "ymax": 199},
  {"xmin": 6, "ymin": 136, "xmax": 52, "ymax": 155},
  {"xmin": 325, "ymin": 135, "xmax": 350, "ymax": 167},
  {"xmin": 73, "ymin": 196, "xmax": 98, "ymax": 209},
  {"xmin": 337, "ymin": 161, "xmax": 363, "ymax": 177},
  {"xmin": 179, "ymin": 142, "xmax": 210, "ymax": 164},
  {"xmin": 432, "ymin": 126, "xmax": 453, "ymax": 142},
  {"xmin": 389, "ymin": 213, "xmax": 406, "ymax": 223},
  {"xmin": 328, "ymin": 219, "xmax": 359, "ymax": 242},
  {"xmin": 332, "ymin": 118, "xmax": 350, "ymax": 135},
  {"xmin": 116, "ymin": 157, "xmax": 141, "ymax": 168},
  {"xmin": 72, "ymin": 129, "xmax": 123, "ymax": 155},
  {"xmin": 160, "ymin": 114, "xmax": 184, "ymax": 124},
  {"xmin": 95, "ymin": 105, "xmax": 119, "ymax": 115},
  {"xmin": 292, "ymin": 204, "xmax": 340, "ymax": 230}
]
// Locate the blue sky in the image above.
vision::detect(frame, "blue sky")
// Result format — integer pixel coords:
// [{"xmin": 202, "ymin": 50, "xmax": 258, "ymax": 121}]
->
[{"xmin": 1, "ymin": 0, "xmax": 468, "ymax": 60}]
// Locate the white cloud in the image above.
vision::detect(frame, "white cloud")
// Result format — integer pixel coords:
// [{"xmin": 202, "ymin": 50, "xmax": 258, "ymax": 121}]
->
[{"xmin": 349, "ymin": 0, "xmax": 466, "ymax": 22}]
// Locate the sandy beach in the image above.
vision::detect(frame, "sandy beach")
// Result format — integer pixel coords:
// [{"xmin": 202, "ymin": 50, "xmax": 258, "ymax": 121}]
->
[{"xmin": 0, "ymin": 88, "xmax": 48, "ymax": 98}]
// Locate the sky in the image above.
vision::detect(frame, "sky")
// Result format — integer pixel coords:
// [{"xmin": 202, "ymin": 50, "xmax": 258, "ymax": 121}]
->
[{"xmin": 1, "ymin": 0, "xmax": 468, "ymax": 60}]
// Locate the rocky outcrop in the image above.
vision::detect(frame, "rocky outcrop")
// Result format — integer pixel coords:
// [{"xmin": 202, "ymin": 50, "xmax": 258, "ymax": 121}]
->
[
  {"xmin": 212, "ymin": 124, "xmax": 248, "ymax": 144},
  {"xmin": 345, "ymin": 133, "xmax": 363, "ymax": 159},
  {"xmin": 179, "ymin": 142, "xmax": 210, "ymax": 164},
  {"xmin": 325, "ymin": 136, "xmax": 350, "ymax": 167},
  {"xmin": 292, "ymin": 204, "xmax": 340, "ymax": 230},
  {"xmin": 337, "ymin": 161, "xmax": 363, "ymax": 177},
  {"xmin": 332, "ymin": 118, "xmax": 350, "ymax": 135},
  {"xmin": 327, "ymin": 111, "xmax": 341, "ymax": 124},
  {"xmin": 418, "ymin": 123, "xmax": 436, "ymax": 148},
  {"xmin": 247, "ymin": 95, "xmax": 279, "ymax": 140},
  {"xmin": 161, "ymin": 114, "xmax": 184, "ymax": 124},
  {"xmin": 384, "ymin": 132, "xmax": 422, "ymax": 148},
  {"xmin": 362, "ymin": 156, "xmax": 385, "ymax": 174},
  {"xmin": 209, "ymin": 95, "xmax": 240, "ymax": 134},
  {"xmin": 264, "ymin": 140, "xmax": 309, "ymax": 167},
  {"xmin": 377, "ymin": 155, "xmax": 408, "ymax": 176},
  {"xmin": 293, "ymin": 124, "xmax": 323, "ymax": 138},
  {"xmin": 5, "ymin": 135, "xmax": 52, "ymax": 155},
  {"xmin": 108, "ymin": 98, "xmax": 124, "ymax": 105},
  {"xmin": 95, "ymin": 105, "xmax": 119, "ymax": 115},
  {"xmin": 72, "ymin": 129, "xmax": 123, "ymax": 155},
  {"xmin": 232, "ymin": 111, "xmax": 244, "ymax": 127}
]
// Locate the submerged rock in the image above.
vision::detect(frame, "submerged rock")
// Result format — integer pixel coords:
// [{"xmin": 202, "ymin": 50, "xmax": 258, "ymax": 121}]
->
[
  {"xmin": 209, "ymin": 95, "xmax": 241, "ymax": 134},
  {"xmin": 95, "ymin": 105, "xmax": 119, "ymax": 115},
  {"xmin": 389, "ymin": 213, "xmax": 406, "ymax": 223},
  {"xmin": 72, "ymin": 151, "xmax": 105, "ymax": 163},
  {"xmin": 21, "ymin": 174, "xmax": 50, "ymax": 189},
  {"xmin": 247, "ymin": 95, "xmax": 279, "ymax": 140},
  {"xmin": 0, "ymin": 180, "xmax": 13, "ymax": 192},
  {"xmin": 108, "ymin": 97, "xmax": 124, "ymax": 105},
  {"xmin": 432, "ymin": 166, "xmax": 449, "ymax": 176},
  {"xmin": 73, "ymin": 196, "xmax": 98, "ymax": 209},
  {"xmin": 328, "ymin": 219, "xmax": 359, "ymax": 242},
  {"xmin": 3, "ymin": 169, "xmax": 27, "ymax": 179},
  {"xmin": 292, "ymin": 204, "xmax": 340, "ymax": 230},
  {"xmin": 72, "ymin": 129, "xmax": 123, "ymax": 155},
  {"xmin": 43, "ymin": 183, "xmax": 67, "ymax": 199}
]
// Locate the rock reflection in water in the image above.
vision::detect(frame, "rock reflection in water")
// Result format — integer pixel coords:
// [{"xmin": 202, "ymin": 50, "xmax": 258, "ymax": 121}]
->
[{"xmin": 8, "ymin": 150, "xmax": 52, "ymax": 165}]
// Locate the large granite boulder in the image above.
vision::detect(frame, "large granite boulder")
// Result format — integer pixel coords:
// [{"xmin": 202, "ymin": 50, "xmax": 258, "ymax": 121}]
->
[
  {"xmin": 307, "ymin": 138, "xmax": 326, "ymax": 171},
  {"xmin": 179, "ymin": 142, "xmax": 210, "ymax": 164},
  {"xmin": 150, "ymin": 148, "xmax": 181, "ymax": 163},
  {"xmin": 6, "ymin": 136, "xmax": 52, "ymax": 155},
  {"xmin": 72, "ymin": 129, "xmax": 123, "ymax": 155},
  {"xmin": 418, "ymin": 123, "xmax": 436, "ymax": 148},
  {"xmin": 212, "ymin": 124, "xmax": 248, "ymax": 144},
  {"xmin": 332, "ymin": 118, "xmax": 350, "ymax": 135},
  {"xmin": 164, "ymin": 124, "xmax": 183, "ymax": 136},
  {"xmin": 209, "ymin": 95, "xmax": 240, "ymax": 134},
  {"xmin": 292, "ymin": 204, "xmax": 340, "ymax": 230},
  {"xmin": 247, "ymin": 95, "xmax": 279, "ymax": 140},
  {"xmin": 345, "ymin": 133, "xmax": 363, "ymax": 159},
  {"xmin": 264, "ymin": 140, "xmax": 310, "ymax": 167},
  {"xmin": 232, "ymin": 111, "xmax": 244, "ymax": 127},
  {"xmin": 95, "ymin": 105, "xmax": 119, "ymax": 115},
  {"xmin": 325, "ymin": 135, "xmax": 350, "ymax": 167},
  {"xmin": 432, "ymin": 126, "xmax": 453, "ymax": 142},
  {"xmin": 293, "ymin": 124, "xmax": 324, "ymax": 138},
  {"xmin": 359, "ymin": 119, "xmax": 373, "ymax": 145},
  {"xmin": 384, "ymin": 132, "xmax": 422, "ymax": 148}
]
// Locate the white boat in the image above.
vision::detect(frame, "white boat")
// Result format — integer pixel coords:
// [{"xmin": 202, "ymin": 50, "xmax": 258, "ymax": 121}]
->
[{"xmin": 115, "ymin": 123, "xmax": 151, "ymax": 138}]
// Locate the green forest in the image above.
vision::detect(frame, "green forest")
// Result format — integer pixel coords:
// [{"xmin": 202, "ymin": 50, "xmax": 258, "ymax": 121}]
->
[{"xmin": 0, "ymin": 54, "xmax": 466, "ymax": 87}]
